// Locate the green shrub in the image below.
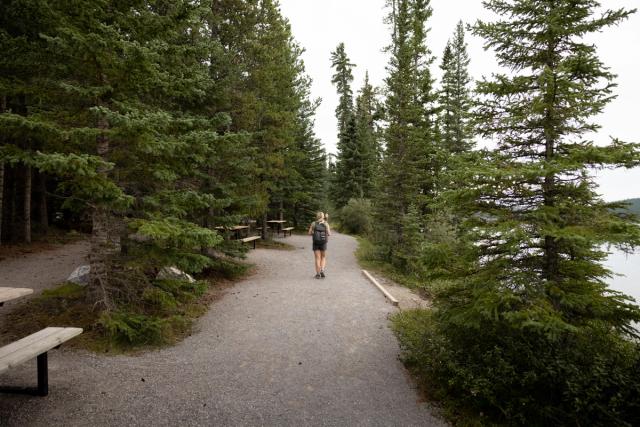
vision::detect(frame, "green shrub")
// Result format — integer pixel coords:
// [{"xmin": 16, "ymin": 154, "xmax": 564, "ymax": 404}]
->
[
  {"xmin": 153, "ymin": 279, "xmax": 207, "ymax": 304},
  {"xmin": 392, "ymin": 309, "xmax": 640, "ymax": 426},
  {"xmin": 337, "ymin": 198, "xmax": 373, "ymax": 235},
  {"xmin": 142, "ymin": 287, "xmax": 178, "ymax": 311},
  {"xmin": 202, "ymin": 257, "xmax": 250, "ymax": 280},
  {"xmin": 100, "ymin": 311, "xmax": 168, "ymax": 346}
]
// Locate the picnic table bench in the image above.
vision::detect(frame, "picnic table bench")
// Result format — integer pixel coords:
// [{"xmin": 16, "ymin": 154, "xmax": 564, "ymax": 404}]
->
[
  {"xmin": 241, "ymin": 235, "xmax": 261, "ymax": 249},
  {"xmin": 0, "ymin": 286, "xmax": 83, "ymax": 396},
  {"xmin": 215, "ymin": 225, "xmax": 250, "ymax": 240},
  {"xmin": 267, "ymin": 220, "xmax": 287, "ymax": 237},
  {"xmin": 0, "ymin": 287, "xmax": 33, "ymax": 306},
  {"xmin": 281, "ymin": 227, "xmax": 294, "ymax": 237},
  {"xmin": 0, "ymin": 327, "xmax": 83, "ymax": 396}
]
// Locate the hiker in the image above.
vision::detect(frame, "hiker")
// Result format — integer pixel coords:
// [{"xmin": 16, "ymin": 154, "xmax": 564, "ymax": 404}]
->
[{"xmin": 308, "ymin": 211, "xmax": 331, "ymax": 279}]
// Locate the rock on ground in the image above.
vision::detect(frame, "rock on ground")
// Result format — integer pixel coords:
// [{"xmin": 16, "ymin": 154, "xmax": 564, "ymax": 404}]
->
[
  {"xmin": 157, "ymin": 266, "xmax": 196, "ymax": 283},
  {"xmin": 67, "ymin": 265, "xmax": 91, "ymax": 286}
]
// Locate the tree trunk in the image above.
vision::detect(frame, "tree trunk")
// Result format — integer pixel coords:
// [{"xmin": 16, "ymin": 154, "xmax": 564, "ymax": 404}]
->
[
  {"xmin": 24, "ymin": 165, "xmax": 31, "ymax": 244},
  {"xmin": 9, "ymin": 167, "xmax": 17, "ymax": 242},
  {"xmin": 89, "ymin": 113, "xmax": 119, "ymax": 309},
  {"xmin": 261, "ymin": 212, "xmax": 268, "ymax": 240},
  {"xmin": 0, "ymin": 95, "xmax": 5, "ymax": 244},
  {"xmin": 39, "ymin": 172, "xmax": 48, "ymax": 231},
  {"xmin": 279, "ymin": 200, "xmax": 283, "ymax": 221},
  {"xmin": 0, "ymin": 162, "xmax": 4, "ymax": 245}
]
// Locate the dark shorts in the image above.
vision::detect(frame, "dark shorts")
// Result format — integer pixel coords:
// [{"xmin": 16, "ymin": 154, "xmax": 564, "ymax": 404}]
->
[{"xmin": 312, "ymin": 242, "xmax": 327, "ymax": 252}]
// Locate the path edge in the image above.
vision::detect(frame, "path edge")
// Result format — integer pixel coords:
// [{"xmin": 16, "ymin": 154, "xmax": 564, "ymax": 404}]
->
[{"xmin": 361, "ymin": 270, "xmax": 399, "ymax": 306}]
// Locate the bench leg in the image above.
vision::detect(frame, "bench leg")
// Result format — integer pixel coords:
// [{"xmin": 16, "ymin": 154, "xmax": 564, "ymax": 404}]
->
[
  {"xmin": 37, "ymin": 352, "xmax": 48, "ymax": 396},
  {"xmin": 0, "ymin": 352, "xmax": 49, "ymax": 396}
]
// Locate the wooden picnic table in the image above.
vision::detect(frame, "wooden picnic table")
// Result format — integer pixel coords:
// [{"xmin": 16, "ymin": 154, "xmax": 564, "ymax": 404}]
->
[
  {"xmin": 0, "ymin": 287, "xmax": 33, "ymax": 306},
  {"xmin": 215, "ymin": 225, "xmax": 250, "ymax": 239},
  {"xmin": 267, "ymin": 220, "xmax": 287, "ymax": 236},
  {"xmin": 0, "ymin": 288, "xmax": 82, "ymax": 397}
]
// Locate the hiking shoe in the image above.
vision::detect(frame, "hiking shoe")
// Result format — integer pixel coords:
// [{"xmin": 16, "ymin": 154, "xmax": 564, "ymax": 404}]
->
[
  {"xmin": 320, "ymin": 271, "xmax": 325, "ymax": 278},
  {"xmin": 315, "ymin": 273, "xmax": 321, "ymax": 279}
]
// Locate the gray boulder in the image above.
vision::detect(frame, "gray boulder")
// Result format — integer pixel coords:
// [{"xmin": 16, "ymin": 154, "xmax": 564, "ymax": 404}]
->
[
  {"xmin": 67, "ymin": 265, "xmax": 91, "ymax": 286},
  {"xmin": 157, "ymin": 266, "xmax": 196, "ymax": 283}
]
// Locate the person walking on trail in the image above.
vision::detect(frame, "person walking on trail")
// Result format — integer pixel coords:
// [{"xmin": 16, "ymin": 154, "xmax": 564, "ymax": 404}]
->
[{"xmin": 309, "ymin": 212, "xmax": 331, "ymax": 279}]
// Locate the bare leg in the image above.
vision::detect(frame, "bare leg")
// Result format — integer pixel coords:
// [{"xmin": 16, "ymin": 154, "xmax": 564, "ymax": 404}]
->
[
  {"xmin": 320, "ymin": 251, "xmax": 327, "ymax": 271},
  {"xmin": 314, "ymin": 250, "xmax": 322, "ymax": 274}
]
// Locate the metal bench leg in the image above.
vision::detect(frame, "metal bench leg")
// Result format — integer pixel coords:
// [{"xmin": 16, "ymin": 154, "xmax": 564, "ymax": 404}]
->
[
  {"xmin": 37, "ymin": 352, "xmax": 48, "ymax": 396},
  {"xmin": 0, "ymin": 352, "xmax": 49, "ymax": 396}
]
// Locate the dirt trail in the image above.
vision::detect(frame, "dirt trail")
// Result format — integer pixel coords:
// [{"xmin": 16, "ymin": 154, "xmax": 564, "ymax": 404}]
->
[{"xmin": 0, "ymin": 233, "xmax": 444, "ymax": 426}]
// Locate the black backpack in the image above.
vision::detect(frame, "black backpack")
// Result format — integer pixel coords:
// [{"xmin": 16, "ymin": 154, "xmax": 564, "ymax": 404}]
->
[{"xmin": 313, "ymin": 222, "xmax": 327, "ymax": 244}]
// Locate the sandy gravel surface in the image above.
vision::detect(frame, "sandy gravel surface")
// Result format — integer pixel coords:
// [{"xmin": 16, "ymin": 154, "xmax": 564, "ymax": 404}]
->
[
  {"xmin": 0, "ymin": 233, "xmax": 445, "ymax": 426},
  {"xmin": 0, "ymin": 240, "xmax": 89, "ymax": 309}
]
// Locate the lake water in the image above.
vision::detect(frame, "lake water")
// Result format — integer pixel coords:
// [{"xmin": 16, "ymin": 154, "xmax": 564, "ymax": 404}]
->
[{"xmin": 604, "ymin": 249, "xmax": 640, "ymax": 305}]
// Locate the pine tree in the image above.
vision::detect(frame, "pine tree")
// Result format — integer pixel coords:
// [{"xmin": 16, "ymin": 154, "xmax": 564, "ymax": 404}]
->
[
  {"xmin": 284, "ymin": 50, "xmax": 327, "ymax": 227},
  {"xmin": 439, "ymin": 21, "xmax": 473, "ymax": 154},
  {"xmin": 353, "ymin": 72, "xmax": 380, "ymax": 200},
  {"xmin": 375, "ymin": 0, "xmax": 438, "ymax": 265},
  {"xmin": 330, "ymin": 43, "xmax": 356, "ymax": 142},
  {"xmin": 0, "ymin": 1, "xmax": 256, "ymax": 305},
  {"xmin": 428, "ymin": 1, "xmax": 640, "ymax": 423},
  {"xmin": 330, "ymin": 42, "xmax": 358, "ymax": 208}
]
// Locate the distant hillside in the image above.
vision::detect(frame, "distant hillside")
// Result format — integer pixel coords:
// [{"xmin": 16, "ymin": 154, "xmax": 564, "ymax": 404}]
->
[{"xmin": 613, "ymin": 198, "xmax": 640, "ymax": 216}]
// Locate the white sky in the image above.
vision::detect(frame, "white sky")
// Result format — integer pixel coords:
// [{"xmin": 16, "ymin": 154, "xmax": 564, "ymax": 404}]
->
[{"xmin": 278, "ymin": 0, "xmax": 640, "ymax": 201}]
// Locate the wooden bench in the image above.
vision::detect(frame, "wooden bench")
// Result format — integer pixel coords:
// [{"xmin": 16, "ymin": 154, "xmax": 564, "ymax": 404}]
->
[
  {"xmin": 281, "ymin": 227, "xmax": 294, "ymax": 237},
  {"xmin": 241, "ymin": 235, "xmax": 261, "ymax": 249},
  {"xmin": 0, "ymin": 327, "xmax": 83, "ymax": 396},
  {"xmin": 0, "ymin": 287, "xmax": 33, "ymax": 307}
]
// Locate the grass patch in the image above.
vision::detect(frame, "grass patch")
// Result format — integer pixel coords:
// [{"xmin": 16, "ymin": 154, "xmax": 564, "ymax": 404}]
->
[
  {"xmin": 355, "ymin": 236, "xmax": 429, "ymax": 292},
  {"xmin": 256, "ymin": 238, "xmax": 295, "ymax": 250},
  {"xmin": 1, "ymin": 259, "xmax": 253, "ymax": 354}
]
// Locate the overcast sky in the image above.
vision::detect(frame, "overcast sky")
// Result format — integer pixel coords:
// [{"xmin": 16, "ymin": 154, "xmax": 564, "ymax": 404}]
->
[{"xmin": 278, "ymin": 0, "xmax": 640, "ymax": 202}]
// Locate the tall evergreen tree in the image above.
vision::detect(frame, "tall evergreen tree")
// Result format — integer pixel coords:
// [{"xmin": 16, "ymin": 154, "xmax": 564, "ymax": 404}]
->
[
  {"xmin": 353, "ymin": 72, "xmax": 381, "ymax": 200},
  {"xmin": 439, "ymin": 20, "xmax": 473, "ymax": 153},
  {"xmin": 330, "ymin": 42, "xmax": 358, "ymax": 208},
  {"xmin": 427, "ymin": 1, "xmax": 640, "ymax": 423},
  {"xmin": 0, "ymin": 1, "xmax": 260, "ymax": 306},
  {"xmin": 284, "ymin": 50, "xmax": 327, "ymax": 227},
  {"xmin": 375, "ymin": 0, "xmax": 438, "ymax": 265},
  {"xmin": 330, "ymin": 43, "xmax": 355, "ymax": 141}
]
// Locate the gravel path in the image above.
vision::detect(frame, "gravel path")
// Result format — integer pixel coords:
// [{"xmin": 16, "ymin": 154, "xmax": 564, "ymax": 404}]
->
[
  {"xmin": 0, "ymin": 240, "xmax": 89, "ymax": 312},
  {"xmin": 0, "ymin": 233, "xmax": 445, "ymax": 426}
]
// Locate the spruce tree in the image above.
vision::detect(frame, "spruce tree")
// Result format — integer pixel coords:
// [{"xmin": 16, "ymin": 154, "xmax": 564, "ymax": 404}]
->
[
  {"xmin": 439, "ymin": 21, "xmax": 473, "ymax": 154},
  {"xmin": 428, "ymin": 1, "xmax": 640, "ymax": 423},
  {"xmin": 353, "ymin": 72, "xmax": 380, "ymax": 200},
  {"xmin": 375, "ymin": 0, "xmax": 438, "ymax": 265},
  {"xmin": 330, "ymin": 42, "xmax": 358, "ymax": 208}
]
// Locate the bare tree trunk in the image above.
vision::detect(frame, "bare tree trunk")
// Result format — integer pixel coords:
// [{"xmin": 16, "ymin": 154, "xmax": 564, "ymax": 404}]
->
[
  {"xmin": 24, "ymin": 165, "xmax": 31, "ymax": 244},
  {"xmin": 89, "ymin": 113, "xmax": 119, "ymax": 310},
  {"xmin": 39, "ymin": 172, "xmax": 48, "ymax": 231},
  {"xmin": 10, "ymin": 168, "xmax": 17, "ymax": 242},
  {"xmin": 279, "ymin": 200, "xmax": 283, "ymax": 221},
  {"xmin": 261, "ymin": 212, "xmax": 268, "ymax": 240},
  {"xmin": 0, "ymin": 95, "xmax": 5, "ymax": 245},
  {"xmin": 0, "ymin": 162, "xmax": 4, "ymax": 245}
]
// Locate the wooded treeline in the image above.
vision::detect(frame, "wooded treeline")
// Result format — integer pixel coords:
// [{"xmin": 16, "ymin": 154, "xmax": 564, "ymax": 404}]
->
[
  {"xmin": 329, "ymin": 0, "xmax": 640, "ymax": 425},
  {"xmin": 0, "ymin": 0, "xmax": 327, "ymax": 306}
]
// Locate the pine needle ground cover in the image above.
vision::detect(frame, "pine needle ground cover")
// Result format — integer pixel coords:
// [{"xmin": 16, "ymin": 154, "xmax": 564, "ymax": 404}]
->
[{"xmin": 0, "ymin": 259, "xmax": 251, "ymax": 353}]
